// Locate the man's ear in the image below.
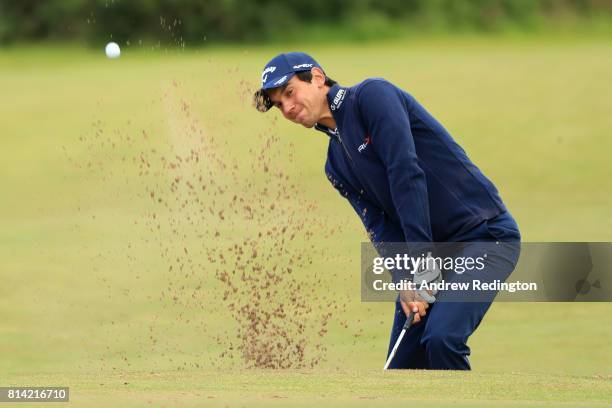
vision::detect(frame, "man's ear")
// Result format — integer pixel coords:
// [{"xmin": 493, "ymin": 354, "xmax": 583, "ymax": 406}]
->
[{"xmin": 311, "ymin": 67, "xmax": 326, "ymax": 87}]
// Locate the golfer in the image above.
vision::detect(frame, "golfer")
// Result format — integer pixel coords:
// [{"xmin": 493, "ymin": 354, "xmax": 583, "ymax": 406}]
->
[{"xmin": 253, "ymin": 52, "xmax": 521, "ymax": 370}]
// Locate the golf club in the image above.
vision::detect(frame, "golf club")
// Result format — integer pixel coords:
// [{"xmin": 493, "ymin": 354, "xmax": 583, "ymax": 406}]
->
[
  {"xmin": 383, "ymin": 252, "xmax": 442, "ymax": 370},
  {"xmin": 383, "ymin": 310, "xmax": 415, "ymax": 370}
]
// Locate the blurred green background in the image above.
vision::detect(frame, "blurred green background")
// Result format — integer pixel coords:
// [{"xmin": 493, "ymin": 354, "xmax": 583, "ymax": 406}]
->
[
  {"xmin": 1, "ymin": 2, "xmax": 611, "ymax": 407},
  {"xmin": 2, "ymin": 0, "xmax": 612, "ymax": 45}
]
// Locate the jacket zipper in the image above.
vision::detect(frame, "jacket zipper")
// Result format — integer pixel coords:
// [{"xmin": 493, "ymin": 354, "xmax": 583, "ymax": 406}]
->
[{"xmin": 333, "ymin": 129, "xmax": 354, "ymax": 165}]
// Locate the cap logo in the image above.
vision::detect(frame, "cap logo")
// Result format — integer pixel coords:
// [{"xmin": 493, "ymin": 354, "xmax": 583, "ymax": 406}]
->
[
  {"xmin": 261, "ymin": 66, "xmax": 276, "ymax": 84},
  {"xmin": 273, "ymin": 75, "xmax": 288, "ymax": 86},
  {"xmin": 293, "ymin": 63, "xmax": 313, "ymax": 69}
]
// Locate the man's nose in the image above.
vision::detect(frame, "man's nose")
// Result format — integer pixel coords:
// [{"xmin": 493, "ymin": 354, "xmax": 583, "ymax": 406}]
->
[{"xmin": 283, "ymin": 102, "xmax": 295, "ymax": 118}]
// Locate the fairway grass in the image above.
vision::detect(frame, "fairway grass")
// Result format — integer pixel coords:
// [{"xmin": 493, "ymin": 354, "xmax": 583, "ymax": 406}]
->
[
  {"xmin": 1, "ymin": 36, "xmax": 611, "ymax": 406},
  {"xmin": 4, "ymin": 370, "xmax": 612, "ymax": 407}
]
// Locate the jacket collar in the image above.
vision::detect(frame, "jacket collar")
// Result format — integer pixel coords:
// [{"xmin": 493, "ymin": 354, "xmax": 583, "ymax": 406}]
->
[
  {"xmin": 314, "ymin": 84, "xmax": 348, "ymax": 139},
  {"xmin": 326, "ymin": 84, "xmax": 348, "ymax": 114},
  {"xmin": 314, "ymin": 123, "xmax": 339, "ymax": 139}
]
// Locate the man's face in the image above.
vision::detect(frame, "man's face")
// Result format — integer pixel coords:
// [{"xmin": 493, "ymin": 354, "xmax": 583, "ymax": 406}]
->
[{"xmin": 267, "ymin": 69, "xmax": 327, "ymax": 128}]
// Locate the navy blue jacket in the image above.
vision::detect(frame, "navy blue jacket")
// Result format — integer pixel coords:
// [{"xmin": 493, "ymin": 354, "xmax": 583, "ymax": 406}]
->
[{"xmin": 317, "ymin": 79, "xmax": 507, "ymax": 243}]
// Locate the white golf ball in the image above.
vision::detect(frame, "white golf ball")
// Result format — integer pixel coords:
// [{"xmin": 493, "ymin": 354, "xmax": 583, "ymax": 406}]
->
[{"xmin": 105, "ymin": 42, "xmax": 121, "ymax": 59}]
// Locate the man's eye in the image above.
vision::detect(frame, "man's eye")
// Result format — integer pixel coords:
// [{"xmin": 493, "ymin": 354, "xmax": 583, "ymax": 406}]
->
[{"xmin": 287, "ymin": 89, "xmax": 293, "ymax": 96}]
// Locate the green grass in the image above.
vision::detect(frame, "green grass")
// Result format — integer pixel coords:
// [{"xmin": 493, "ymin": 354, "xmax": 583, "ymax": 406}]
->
[
  {"xmin": 4, "ymin": 370, "xmax": 612, "ymax": 407},
  {"xmin": 1, "ymin": 36, "xmax": 611, "ymax": 407}
]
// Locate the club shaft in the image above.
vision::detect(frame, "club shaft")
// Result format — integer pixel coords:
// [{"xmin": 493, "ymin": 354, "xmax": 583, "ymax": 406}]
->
[{"xmin": 383, "ymin": 311, "xmax": 414, "ymax": 370}]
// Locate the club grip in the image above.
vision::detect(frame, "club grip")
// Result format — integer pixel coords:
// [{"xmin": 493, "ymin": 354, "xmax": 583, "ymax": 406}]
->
[{"xmin": 402, "ymin": 311, "xmax": 415, "ymax": 330}]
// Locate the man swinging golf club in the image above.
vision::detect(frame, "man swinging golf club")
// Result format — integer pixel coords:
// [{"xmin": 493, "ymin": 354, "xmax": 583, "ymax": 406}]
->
[{"xmin": 253, "ymin": 52, "xmax": 521, "ymax": 370}]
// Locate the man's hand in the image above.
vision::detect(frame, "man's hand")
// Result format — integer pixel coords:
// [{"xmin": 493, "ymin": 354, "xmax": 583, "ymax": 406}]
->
[{"xmin": 399, "ymin": 290, "xmax": 429, "ymax": 324}]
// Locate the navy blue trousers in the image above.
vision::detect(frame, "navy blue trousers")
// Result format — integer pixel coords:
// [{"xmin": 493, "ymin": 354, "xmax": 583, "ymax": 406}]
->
[{"xmin": 386, "ymin": 211, "xmax": 521, "ymax": 370}]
